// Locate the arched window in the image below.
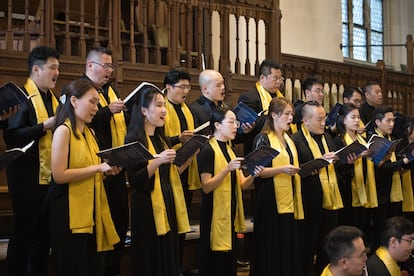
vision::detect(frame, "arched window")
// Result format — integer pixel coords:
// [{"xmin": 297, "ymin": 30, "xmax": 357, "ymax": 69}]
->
[{"xmin": 341, "ymin": 0, "xmax": 383, "ymax": 63}]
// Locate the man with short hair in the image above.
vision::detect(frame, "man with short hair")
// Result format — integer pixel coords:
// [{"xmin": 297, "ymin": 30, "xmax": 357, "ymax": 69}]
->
[
  {"xmin": 163, "ymin": 67, "xmax": 201, "ymax": 274},
  {"xmin": 343, "ymin": 87, "xmax": 363, "ymax": 109},
  {"xmin": 4, "ymin": 46, "xmax": 60, "ymax": 275},
  {"xmin": 292, "ymin": 101, "xmax": 343, "ymax": 276},
  {"xmin": 237, "ymin": 59, "xmax": 283, "ymax": 154},
  {"xmin": 322, "ymin": 225, "xmax": 368, "ymax": 276},
  {"xmin": 190, "ymin": 69, "xmax": 228, "ymax": 129},
  {"xmin": 82, "ymin": 47, "xmax": 128, "ymax": 276},
  {"xmin": 367, "ymin": 216, "xmax": 414, "ymax": 275},
  {"xmin": 360, "ymin": 81, "xmax": 383, "ymax": 124}
]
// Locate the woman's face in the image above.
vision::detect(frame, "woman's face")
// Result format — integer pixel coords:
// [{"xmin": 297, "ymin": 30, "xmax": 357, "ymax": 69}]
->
[
  {"xmin": 216, "ymin": 111, "xmax": 239, "ymax": 141},
  {"xmin": 343, "ymin": 108, "xmax": 361, "ymax": 133},
  {"xmin": 142, "ymin": 93, "xmax": 167, "ymax": 128},
  {"xmin": 272, "ymin": 104, "xmax": 293, "ymax": 132},
  {"xmin": 72, "ymin": 88, "xmax": 100, "ymax": 124}
]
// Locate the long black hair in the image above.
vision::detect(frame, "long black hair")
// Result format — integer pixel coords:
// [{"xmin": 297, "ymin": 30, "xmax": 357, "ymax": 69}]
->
[
  {"xmin": 54, "ymin": 79, "xmax": 96, "ymax": 139},
  {"xmin": 126, "ymin": 86, "xmax": 165, "ymax": 146}
]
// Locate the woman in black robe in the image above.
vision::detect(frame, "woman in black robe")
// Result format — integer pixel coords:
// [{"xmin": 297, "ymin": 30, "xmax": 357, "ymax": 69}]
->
[{"xmin": 125, "ymin": 85, "xmax": 190, "ymax": 276}]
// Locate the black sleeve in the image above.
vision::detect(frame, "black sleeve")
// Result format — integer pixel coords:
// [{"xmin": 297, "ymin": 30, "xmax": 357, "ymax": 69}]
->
[{"xmin": 197, "ymin": 143, "xmax": 214, "ymax": 175}]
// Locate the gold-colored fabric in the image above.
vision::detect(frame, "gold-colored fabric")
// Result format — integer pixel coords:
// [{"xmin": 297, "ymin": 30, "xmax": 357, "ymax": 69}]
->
[
  {"xmin": 344, "ymin": 133, "xmax": 367, "ymax": 207},
  {"xmin": 401, "ymin": 169, "xmax": 414, "ymax": 212},
  {"xmin": 355, "ymin": 134, "xmax": 378, "ymax": 208},
  {"xmin": 376, "ymin": 246, "xmax": 401, "ymax": 276},
  {"xmin": 98, "ymin": 87, "xmax": 126, "ymax": 147},
  {"xmin": 359, "ymin": 119, "xmax": 367, "ymax": 138},
  {"xmin": 290, "ymin": 123, "xmax": 298, "ymax": 134},
  {"xmin": 164, "ymin": 100, "xmax": 201, "ymax": 190},
  {"xmin": 65, "ymin": 121, "xmax": 119, "ymax": 252},
  {"xmin": 301, "ymin": 124, "xmax": 343, "ymax": 210},
  {"xmin": 266, "ymin": 131, "xmax": 304, "ymax": 219},
  {"xmin": 24, "ymin": 78, "xmax": 59, "ymax": 185},
  {"xmin": 255, "ymin": 82, "xmax": 283, "ymax": 115},
  {"xmin": 375, "ymin": 130, "xmax": 403, "ymax": 202},
  {"xmin": 209, "ymin": 138, "xmax": 246, "ymax": 251},
  {"xmin": 320, "ymin": 264, "xmax": 334, "ymax": 276},
  {"xmin": 146, "ymin": 134, "xmax": 190, "ymax": 235}
]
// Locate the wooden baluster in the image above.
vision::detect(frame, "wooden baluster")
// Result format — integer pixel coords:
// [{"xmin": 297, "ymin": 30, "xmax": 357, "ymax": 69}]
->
[
  {"xmin": 23, "ymin": 0, "xmax": 30, "ymax": 52},
  {"xmin": 196, "ymin": 4, "xmax": 203, "ymax": 69},
  {"xmin": 107, "ymin": 0, "xmax": 114, "ymax": 52},
  {"xmin": 5, "ymin": 0, "xmax": 13, "ymax": 51},
  {"xmin": 207, "ymin": 9, "xmax": 214, "ymax": 69},
  {"xmin": 129, "ymin": 0, "xmax": 136, "ymax": 63},
  {"xmin": 255, "ymin": 14, "xmax": 259, "ymax": 76},
  {"xmin": 154, "ymin": 0, "xmax": 161, "ymax": 65},
  {"xmin": 64, "ymin": 0, "xmax": 71, "ymax": 55},
  {"xmin": 235, "ymin": 12, "xmax": 240, "ymax": 74},
  {"xmin": 245, "ymin": 16, "xmax": 250, "ymax": 76},
  {"xmin": 93, "ymin": 0, "xmax": 100, "ymax": 48},
  {"xmin": 185, "ymin": 4, "xmax": 192, "ymax": 68},
  {"xmin": 38, "ymin": 0, "xmax": 45, "ymax": 46},
  {"xmin": 142, "ymin": 0, "xmax": 149, "ymax": 64},
  {"xmin": 79, "ymin": 0, "xmax": 86, "ymax": 57}
]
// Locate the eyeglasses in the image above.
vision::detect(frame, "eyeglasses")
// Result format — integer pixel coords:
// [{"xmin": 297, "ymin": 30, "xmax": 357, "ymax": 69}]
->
[
  {"xmin": 90, "ymin": 61, "xmax": 115, "ymax": 71},
  {"xmin": 173, "ymin": 84, "xmax": 191, "ymax": 90},
  {"xmin": 401, "ymin": 238, "xmax": 414, "ymax": 248},
  {"xmin": 346, "ymin": 250, "xmax": 369, "ymax": 259},
  {"xmin": 222, "ymin": 120, "xmax": 240, "ymax": 128},
  {"xmin": 268, "ymin": 75, "xmax": 285, "ymax": 82}
]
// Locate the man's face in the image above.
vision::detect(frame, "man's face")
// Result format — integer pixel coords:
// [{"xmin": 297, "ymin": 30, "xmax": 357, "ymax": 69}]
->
[
  {"xmin": 365, "ymin": 84, "xmax": 383, "ymax": 107},
  {"xmin": 166, "ymin": 79, "xmax": 191, "ymax": 104},
  {"xmin": 305, "ymin": 83, "xmax": 324, "ymax": 105},
  {"xmin": 87, "ymin": 53, "xmax": 114, "ymax": 87},
  {"xmin": 34, "ymin": 57, "xmax": 60, "ymax": 92},
  {"xmin": 375, "ymin": 112, "xmax": 394, "ymax": 135},
  {"xmin": 344, "ymin": 91, "xmax": 362, "ymax": 108},
  {"xmin": 343, "ymin": 237, "xmax": 367, "ymax": 276},
  {"xmin": 260, "ymin": 68, "xmax": 283, "ymax": 93},
  {"xmin": 205, "ymin": 72, "xmax": 225, "ymax": 104},
  {"xmin": 393, "ymin": 234, "xmax": 414, "ymax": 262},
  {"xmin": 303, "ymin": 105, "xmax": 326, "ymax": 135}
]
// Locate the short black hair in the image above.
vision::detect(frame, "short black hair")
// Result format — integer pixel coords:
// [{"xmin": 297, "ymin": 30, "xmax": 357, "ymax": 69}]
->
[
  {"xmin": 28, "ymin": 46, "xmax": 60, "ymax": 75},
  {"xmin": 302, "ymin": 77, "xmax": 324, "ymax": 92},
  {"xmin": 163, "ymin": 67, "xmax": 191, "ymax": 87},
  {"xmin": 363, "ymin": 81, "xmax": 381, "ymax": 95},
  {"xmin": 258, "ymin": 59, "xmax": 282, "ymax": 77},
  {"xmin": 324, "ymin": 226, "xmax": 364, "ymax": 265},
  {"xmin": 373, "ymin": 106, "xmax": 394, "ymax": 125},
  {"xmin": 380, "ymin": 216, "xmax": 414, "ymax": 247},
  {"xmin": 343, "ymin": 86, "xmax": 362, "ymax": 100}
]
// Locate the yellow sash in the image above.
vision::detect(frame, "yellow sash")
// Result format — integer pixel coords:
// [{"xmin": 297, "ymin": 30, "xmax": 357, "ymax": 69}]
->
[
  {"xmin": 209, "ymin": 138, "xmax": 246, "ymax": 251},
  {"xmin": 401, "ymin": 169, "xmax": 414, "ymax": 212},
  {"xmin": 164, "ymin": 100, "xmax": 201, "ymax": 190},
  {"xmin": 355, "ymin": 134, "xmax": 378, "ymax": 208},
  {"xmin": 146, "ymin": 134, "xmax": 190, "ymax": 235},
  {"xmin": 301, "ymin": 125, "xmax": 343, "ymax": 210},
  {"xmin": 344, "ymin": 133, "xmax": 368, "ymax": 207},
  {"xmin": 320, "ymin": 264, "xmax": 334, "ymax": 276},
  {"xmin": 65, "ymin": 121, "xmax": 119, "ymax": 252},
  {"xmin": 255, "ymin": 82, "xmax": 283, "ymax": 115},
  {"xmin": 375, "ymin": 130, "xmax": 403, "ymax": 202},
  {"xmin": 24, "ymin": 78, "xmax": 59, "ymax": 185},
  {"xmin": 376, "ymin": 246, "xmax": 401, "ymax": 276},
  {"xmin": 98, "ymin": 86, "xmax": 127, "ymax": 147},
  {"xmin": 267, "ymin": 131, "xmax": 304, "ymax": 219}
]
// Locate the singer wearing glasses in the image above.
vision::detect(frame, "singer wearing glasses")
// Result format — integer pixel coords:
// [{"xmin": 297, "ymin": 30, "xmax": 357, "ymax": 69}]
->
[
  {"xmin": 322, "ymin": 225, "xmax": 368, "ymax": 276},
  {"xmin": 367, "ymin": 216, "xmax": 414, "ymax": 276}
]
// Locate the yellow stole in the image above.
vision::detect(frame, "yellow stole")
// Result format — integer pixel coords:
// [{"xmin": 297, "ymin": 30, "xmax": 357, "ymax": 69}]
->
[
  {"xmin": 65, "ymin": 121, "xmax": 119, "ymax": 252},
  {"xmin": 164, "ymin": 100, "xmax": 201, "ymax": 190},
  {"xmin": 401, "ymin": 169, "xmax": 414, "ymax": 212},
  {"xmin": 344, "ymin": 133, "xmax": 368, "ymax": 207},
  {"xmin": 267, "ymin": 131, "xmax": 304, "ymax": 219},
  {"xmin": 376, "ymin": 246, "xmax": 400, "ymax": 276},
  {"xmin": 24, "ymin": 78, "xmax": 59, "ymax": 185},
  {"xmin": 359, "ymin": 119, "xmax": 367, "ymax": 138},
  {"xmin": 98, "ymin": 86, "xmax": 127, "ymax": 147},
  {"xmin": 146, "ymin": 134, "xmax": 190, "ymax": 235},
  {"xmin": 355, "ymin": 134, "xmax": 378, "ymax": 208},
  {"xmin": 375, "ymin": 130, "xmax": 403, "ymax": 202},
  {"xmin": 209, "ymin": 138, "xmax": 246, "ymax": 251},
  {"xmin": 320, "ymin": 264, "xmax": 334, "ymax": 276},
  {"xmin": 301, "ymin": 125, "xmax": 343, "ymax": 210},
  {"xmin": 255, "ymin": 82, "xmax": 283, "ymax": 115}
]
